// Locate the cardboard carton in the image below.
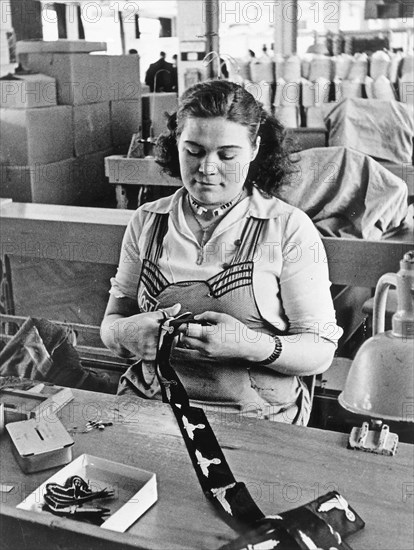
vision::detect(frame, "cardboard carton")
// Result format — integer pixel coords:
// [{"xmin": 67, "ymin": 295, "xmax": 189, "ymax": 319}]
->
[
  {"xmin": 21, "ymin": 53, "xmax": 141, "ymax": 105},
  {"xmin": 17, "ymin": 40, "xmax": 107, "ymax": 55},
  {"xmin": 107, "ymin": 55, "xmax": 141, "ymax": 101},
  {"xmin": 0, "ymin": 158, "xmax": 78, "ymax": 204},
  {"xmin": 0, "ymin": 73, "xmax": 57, "ymax": 109},
  {"xmin": 306, "ymin": 105, "xmax": 326, "ymax": 128},
  {"xmin": 0, "ymin": 106, "xmax": 73, "ymax": 165},
  {"xmin": 0, "ymin": 149, "xmax": 113, "ymax": 205},
  {"xmin": 73, "ymin": 102, "xmax": 111, "ymax": 156},
  {"xmin": 20, "ymin": 53, "xmax": 110, "ymax": 105},
  {"xmin": 105, "ymin": 155, "xmax": 180, "ymax": 187},
  {"xmin": 76, "ymin": 148, "xmax": 114, "ymax": 205},
  {"xmin": 110, "ymin": 99, "xmax": 142, "ymax": 152}
]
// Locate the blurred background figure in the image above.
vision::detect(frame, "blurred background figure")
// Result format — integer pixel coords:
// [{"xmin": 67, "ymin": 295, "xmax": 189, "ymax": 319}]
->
[{"xmin": 145, "ymin": 51, "xmax": 173, "ymax": 92}]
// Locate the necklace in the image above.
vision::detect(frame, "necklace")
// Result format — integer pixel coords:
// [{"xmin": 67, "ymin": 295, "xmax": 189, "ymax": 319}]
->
[
  {"xmin": 187, "ymin": 190, "xmax": 245, "ymax": 265},
  {"xmin": 189, "ymin": 190, "xmax": 244, "ymax": 220}
]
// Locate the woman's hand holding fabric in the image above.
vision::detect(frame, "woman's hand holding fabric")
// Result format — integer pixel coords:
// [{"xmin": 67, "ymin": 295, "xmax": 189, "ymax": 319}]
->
[
  {"xmin": 178, "ymin": 311, "xmax": 273, "ymax": 363},
  {"xmin": 116, "ymin": 303, "xmax": 181, "ymax": 360}
]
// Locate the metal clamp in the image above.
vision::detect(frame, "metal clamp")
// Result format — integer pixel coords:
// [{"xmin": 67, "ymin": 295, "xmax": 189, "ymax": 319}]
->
[{"xmin": 348, "ymin": 422, "xmax": 399, "ymax": 456}]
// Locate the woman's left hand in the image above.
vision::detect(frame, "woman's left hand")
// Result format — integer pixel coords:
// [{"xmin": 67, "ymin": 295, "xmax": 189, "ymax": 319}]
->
[{"xmin": 177, "ymin": 311, "xmax": 273, "ymax": 362}]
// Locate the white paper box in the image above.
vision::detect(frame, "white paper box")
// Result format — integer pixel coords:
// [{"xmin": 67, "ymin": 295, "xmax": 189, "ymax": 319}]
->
[
  {"xmin": 274, "ymin": 106, "xmax": 299, "ymax": 128},
  {"xmin": 308, "ymin": 55, "xmax": 334, "ymax": 82},
  {"xmin": 250, "ymin": 57, "xmax": 274, "ymax": 83},
  {"xmin": 0, "ymin": 148, "xmax": 113, "ymax": 205},
  {"xmin": 372, "ymin": 75, "xmax": 396, "ymax": 101},
  {"xmin": 107, "ymin": 56, "xmax": 141, "ymax": 102},
  {"xmin": 21, "ymin": 53, "xmax": 141, "ymax": 105},
  {"xmin": 17, "ymin": 453, "xmax": 158, "ymax": 533},
  {"xmin": 20, "ymin": 53, "xmax": 110, "ymax": 105},
  {"xmin": 314, "ymin": 77, "xmax": 331, "ymax": 106},
  {"xmin": 73, "ymin": 102, "xmax": 111, "ymax": 156},
  {"xmin": 348, "ymin": 54, "xmax": 368, "ymax": 81},
  {"xmin": 0, "ymin": 106, "xmax": 73, "ymax": 165},
  {"xmin": 399, "ymin": 73, "xmax": 414, "ymax": 105},
  {"xmin": 283, "ymin": 55, "xmax": 301, "ymax": 82},
  {"xmin": 334, "ymin": 54, "xmax": 353, "ymax": 80},
  {"xmin": 280, "ymin": 81, "xmax": 300, "ymax": 107},
  {"xmin": 17, "ymin": 40, "xmax": 107, "ymax": 55},
  {"xmin": 0, "ymin": 73, "xmax": 57, "ymax": 109},
  {"xmin": 370, "ymin": 51, "xmax": 390, "ymax": 80},
  {"xmin": 306, "ymin": 106, "xmax": 326, "ymax": 128},
  {"xmin": 6, "ymin": 416, "xmax": 74, "ymax": 473},
  {"xmin": 105, "ymin": 155, "xmax": 180, "ymax": 187},
  {"xmin": 0, "ymin": 158, "xmax": 78, "ymax": 204}
]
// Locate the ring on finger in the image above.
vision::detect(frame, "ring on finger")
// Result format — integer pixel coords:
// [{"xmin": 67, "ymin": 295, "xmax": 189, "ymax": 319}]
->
[{"xmin": 186, "ymin": 323, "xmax": 202, "ymax": 339}]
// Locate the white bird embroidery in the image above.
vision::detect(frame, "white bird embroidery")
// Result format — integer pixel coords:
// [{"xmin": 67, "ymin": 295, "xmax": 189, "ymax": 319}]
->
[
  {"xmin": 182, "ymin": 416, "xmax": 205, "ymax": 440},
  {"xmin": 297, "ymin": 530, "xmax": 319, "ymax": 549},
  {"xmin": 246, "ymin": 539, "xmax": 280, "ymax": 549},
  {"xmin": 318, "ymin": 494, "xmax": 356, "ymax": 522},
  {"xmin": 159, "ymin": 377, "xmax": 176, "ymax": 402},
  {"xmin": 328, "ymin": 523, "xmax": 342, "ymax": 545},
  {"xmin": 210, "ymin": 483, "xmax": 236, "ymax": 515},
  {"xmin": 195, "ymin": 449, "xmax": 221, "ymax": 477}
]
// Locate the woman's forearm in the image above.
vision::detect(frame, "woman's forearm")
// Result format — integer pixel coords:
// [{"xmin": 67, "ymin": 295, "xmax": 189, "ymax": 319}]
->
[
  {"xmin": 100, "ymin": 314, "xmax": 136, "ymax": 358},
  {"xmin": 244, "ymin": 330, "xmax": 336, "ymax": 376}
]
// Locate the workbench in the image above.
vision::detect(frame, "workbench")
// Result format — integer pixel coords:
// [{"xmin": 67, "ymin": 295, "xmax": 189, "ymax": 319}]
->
[{"xmin": 1, "ymin": 387, "xmax": 413, "ymax": 550}]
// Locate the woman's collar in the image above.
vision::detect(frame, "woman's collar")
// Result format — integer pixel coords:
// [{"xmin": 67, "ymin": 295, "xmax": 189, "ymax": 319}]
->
[{"xmin": 140, "ymin": 185, "xmax": 290, "ymax": 220}]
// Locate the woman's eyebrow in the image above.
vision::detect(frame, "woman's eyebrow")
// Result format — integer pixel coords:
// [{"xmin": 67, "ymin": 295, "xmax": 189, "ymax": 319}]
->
[
  {"xmin": 184, "ymin": 140, "xmax": 203, "ymax": 147},
  {"xmin": 184, "ymin": 140, "xmax": 242, "ymax": 150}
]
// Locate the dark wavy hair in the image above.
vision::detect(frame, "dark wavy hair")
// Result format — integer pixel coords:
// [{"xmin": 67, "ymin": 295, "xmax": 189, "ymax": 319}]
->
[{"xmin": 155, "ymin": 80, "xmax": 294, "ymax": 196}]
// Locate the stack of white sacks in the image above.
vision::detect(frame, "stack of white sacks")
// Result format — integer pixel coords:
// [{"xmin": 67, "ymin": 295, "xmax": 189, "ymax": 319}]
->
[
  {"xmin": 228, "ymin": 50, "xmax": 413, "ymax": 129},
  {"xmin": 0, "ymin": 40, "xmax": 142, "ymax": 205}
]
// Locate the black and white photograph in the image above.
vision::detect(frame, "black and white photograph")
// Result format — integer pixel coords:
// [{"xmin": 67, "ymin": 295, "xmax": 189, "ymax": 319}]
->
[{"xmin": 0, "ymin": 1, "xmax": 413, "ymax": 549}]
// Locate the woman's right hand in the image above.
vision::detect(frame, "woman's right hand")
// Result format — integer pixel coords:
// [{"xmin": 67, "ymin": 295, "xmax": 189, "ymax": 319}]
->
[{"xmin": 109, "ymin": 303, "xmax": 181, "ymax": 360}]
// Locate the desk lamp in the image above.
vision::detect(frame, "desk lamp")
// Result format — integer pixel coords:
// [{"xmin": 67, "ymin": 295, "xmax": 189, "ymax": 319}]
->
[{"xmin": 338, "ymin": 251, "xmax": 414, "ymax": 453}]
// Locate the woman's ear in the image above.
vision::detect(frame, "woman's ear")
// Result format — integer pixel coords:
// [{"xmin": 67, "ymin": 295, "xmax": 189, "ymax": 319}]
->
[{"xmin": 251, "ymin": 136, "xmax": 261, "ymax": 161}]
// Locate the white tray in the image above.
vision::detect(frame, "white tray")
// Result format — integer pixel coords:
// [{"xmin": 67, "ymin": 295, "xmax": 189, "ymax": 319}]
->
[{"xmin": 17, "ymin": 453, "xmax": 157, "ymax": 532}]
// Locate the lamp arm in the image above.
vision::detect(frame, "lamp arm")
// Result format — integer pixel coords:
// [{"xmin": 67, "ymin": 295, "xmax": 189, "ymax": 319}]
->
[{"xmin": 373, "ymin": 273, "xmax": 397, "ymax": 335}]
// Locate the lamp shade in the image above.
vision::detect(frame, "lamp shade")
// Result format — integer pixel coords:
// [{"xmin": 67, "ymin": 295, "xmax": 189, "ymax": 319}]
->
[
  {"xmin": 339, "ymin": 251, "xmax": 414, "ymax": 423},
  {"xmin": 338, "ymin": 333, "xmax": 414, "ymax": 422}
]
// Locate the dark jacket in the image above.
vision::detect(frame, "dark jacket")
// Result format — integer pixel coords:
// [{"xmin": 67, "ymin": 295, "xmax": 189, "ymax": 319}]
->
[{"xmin": 145, "ymin": 58, "xmax": 174, "ymax": 92}]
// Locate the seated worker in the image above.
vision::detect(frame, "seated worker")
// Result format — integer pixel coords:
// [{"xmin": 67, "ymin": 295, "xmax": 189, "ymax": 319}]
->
[{"xmin": 100, "ymin": 80, "xmax": 343, "ymax": 425}]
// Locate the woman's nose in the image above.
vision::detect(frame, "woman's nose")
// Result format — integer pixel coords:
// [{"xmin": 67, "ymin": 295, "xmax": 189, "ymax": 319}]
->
[{"xmin": 199, "ymin": 156, "xmax": 219, "ymax": 175}]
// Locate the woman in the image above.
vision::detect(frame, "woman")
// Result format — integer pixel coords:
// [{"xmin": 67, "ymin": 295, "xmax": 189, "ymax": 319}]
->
[{"xmin": 100, "ymin": 80, "xmax": 342, "ymax": 424}]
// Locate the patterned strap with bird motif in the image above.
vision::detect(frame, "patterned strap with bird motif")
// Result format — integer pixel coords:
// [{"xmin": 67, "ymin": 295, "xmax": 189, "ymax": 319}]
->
[{"xmin": 155, "ymin": 313, "xmax": 365, "ymax": 549}]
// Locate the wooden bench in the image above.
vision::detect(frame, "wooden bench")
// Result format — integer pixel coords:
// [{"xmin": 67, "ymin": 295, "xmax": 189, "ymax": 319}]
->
[{"xmin": 1, "ymin": 201, "xmax": 412, "ymax": 282}]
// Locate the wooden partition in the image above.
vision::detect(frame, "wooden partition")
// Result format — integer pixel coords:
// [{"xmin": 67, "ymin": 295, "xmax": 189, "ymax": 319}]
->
[{"xmin": 1, "ymin": 201, "xmax": 412, "ymax": 287}]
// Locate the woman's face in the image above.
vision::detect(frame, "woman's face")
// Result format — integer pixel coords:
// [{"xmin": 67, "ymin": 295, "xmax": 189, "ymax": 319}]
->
[{"xmin": 178, "ymin": 117, "xmax": 259, "ymax": 206}]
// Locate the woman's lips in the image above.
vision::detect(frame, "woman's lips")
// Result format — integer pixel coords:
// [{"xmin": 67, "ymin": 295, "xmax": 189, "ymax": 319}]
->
[{"xmin": 195, "ymin": 180, "xmax": 220, "ymax": 186}]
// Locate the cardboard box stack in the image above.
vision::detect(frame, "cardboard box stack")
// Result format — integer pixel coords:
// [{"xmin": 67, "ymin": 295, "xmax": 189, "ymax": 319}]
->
[{"xmin": 1, "ymin": 40, "xmax": 142, "ymax": 205}]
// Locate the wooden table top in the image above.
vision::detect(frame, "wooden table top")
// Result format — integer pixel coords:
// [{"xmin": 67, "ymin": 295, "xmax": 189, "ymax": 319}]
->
[{"xmin": 1, "ymin": 388, "xmax": 413, "ymax": 550}]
